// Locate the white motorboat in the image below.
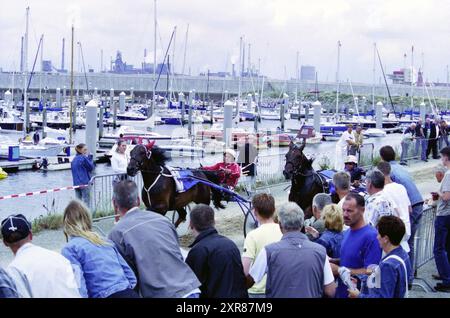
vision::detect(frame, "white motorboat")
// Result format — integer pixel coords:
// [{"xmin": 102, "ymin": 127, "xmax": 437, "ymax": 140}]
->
[
  {"xmin": 364, "ymin": 128, "xmax": 387, "ymax": 138},
  {"xmin": 260, "ymin": 111, "xmax": 290, "ymax": 121},
  {"xmin": 0, "ymin": 108, "xmax": 23, "ymax": 132},
  {"xmin": 113, "ymin": 115, "xmax": 162, "ymax": 129},
  {"xmin": 159, "ymin": 139, "xmax": 205, "ymax": 158},
  {"xmin": 0, "ymin": 142, "xmax": 65, "ymax": 159},
  {"xmin": 99, "ymin": 126, "xmax": 173, "ymax": 148},
  {"xmin": 37, "ymin": 156, "xmax": 73, "ymax": 171},
  {"xmin": 106, "ymin": 138, "xmax": 204, "ymax": 158},
  {"xmin": 30, "ymin": 111, "xmax": 71, "ymax": 129},
  {"xmin": 117, "ymin": 110, "xmax": 147, "ymax": 121}
]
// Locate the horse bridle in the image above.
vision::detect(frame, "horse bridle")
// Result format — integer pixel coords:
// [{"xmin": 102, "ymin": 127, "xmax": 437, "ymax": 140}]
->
[
  {"xmin": 285, "ymin": 145, "xmax": 327, "ymax": 193},
  {"xmin": 285, "ymin": 144, "xmax": 313, "ymax": 178},
  {"xmin": 130, "ymin": 145, "xmax": 174, "ymax": 207}
]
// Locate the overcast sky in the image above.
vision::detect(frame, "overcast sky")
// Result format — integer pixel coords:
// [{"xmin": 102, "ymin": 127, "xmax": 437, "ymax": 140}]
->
[{"xmin": 1, "ymin": 0, "xmax": 450, "ymax": 84}]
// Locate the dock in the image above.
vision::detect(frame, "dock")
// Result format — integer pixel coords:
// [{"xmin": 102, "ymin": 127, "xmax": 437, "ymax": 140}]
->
[
  {"xmin": 0, "ymin": 152, "xmax": 110, "ymax": 173},
  {"xmin": 0, "ymin": 159, "xmax": 38, "ymax": 172}
]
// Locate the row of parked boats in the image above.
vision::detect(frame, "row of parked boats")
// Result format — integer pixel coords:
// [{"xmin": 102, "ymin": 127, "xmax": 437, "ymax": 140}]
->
[{"xmin": 0, "ymin": 95, "xmax": 442, "ymax": 167}]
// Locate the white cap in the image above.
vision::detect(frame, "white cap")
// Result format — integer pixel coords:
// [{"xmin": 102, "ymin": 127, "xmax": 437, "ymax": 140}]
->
[
  {"xmin": 345, "ymin": 155, "xmax": 358, "ymax": 164},
  {"xmin": 224, "ymin": 149, "xmax": 236, "ymax": 159}
]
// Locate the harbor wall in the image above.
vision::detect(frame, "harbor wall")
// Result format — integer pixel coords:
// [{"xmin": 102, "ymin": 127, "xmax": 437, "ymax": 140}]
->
[{"xmin": 0, "ymin": 72, "xmax": 449, "ymax": 101}]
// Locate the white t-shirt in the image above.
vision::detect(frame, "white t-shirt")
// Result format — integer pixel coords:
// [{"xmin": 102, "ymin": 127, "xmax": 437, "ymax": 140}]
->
[
  {"xmin": 249, "ymin": 247, "xmax": 335, "ymax": 286},
  {"xmin": 110, "ymin": 151, "xmax": 130, "ymax": 174},
  {"xmin": 337, "ymin": 131, "xmax": 355, "ymax": 148},
  {"xmin": 7, "ymin": 243, "xmax": 81, "ymax": 298},
  {"xmin": 383, "ymin": 183, "xmax": 412, "ymax": 252}
]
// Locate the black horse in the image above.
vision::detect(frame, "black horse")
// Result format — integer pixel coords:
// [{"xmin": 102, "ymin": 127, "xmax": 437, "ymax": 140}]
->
[
  {"xmin": 283, "ymin": 141, "xmax": 327, "ymax": 219},
  {"xmin": 127, "ymin": 142, "xmax": 225, "ymax": 227}
]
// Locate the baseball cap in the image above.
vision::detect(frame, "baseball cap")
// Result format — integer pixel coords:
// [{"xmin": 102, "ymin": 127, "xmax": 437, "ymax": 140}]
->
[
  {"xmin": 224, "ymin": 149, "xmax": 236, "ymax": 159},
  {"xmin": 345, "ymin": 155, "xmax": 358, "ymax": 164},
  {"xmin": 1, "ymin": 214, "xmax": 32, "ymax": 244}
]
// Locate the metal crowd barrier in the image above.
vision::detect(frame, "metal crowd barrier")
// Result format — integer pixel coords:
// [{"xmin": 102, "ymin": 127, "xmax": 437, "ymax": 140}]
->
[
  {"xmin": 88, "ymin": 172, "xmax": 143, "ymax": 218},
  {"xmin": 412, "ymin": 205, "xmax": 437, "ymax": 292},
  {"xmin": 358, "ymin": 143, "xmax": 375, "ymax": 170},
  {"xmin": 400, "ymin": 137, "xmax": 440, "ymax": 163},
  {"xmin": 255, "ymin": 154, "xmax": 286, "ymax": 186}
]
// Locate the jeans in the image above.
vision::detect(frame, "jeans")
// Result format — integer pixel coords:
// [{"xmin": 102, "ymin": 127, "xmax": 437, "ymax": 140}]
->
[
  {"xmin": 408, "ymin": 203, "xmax": 424, "ymax": 283},
  {"xmin": 434, "ymin": 215, "xmax": 450, "ymax": 286},
  {"xmin": 415, "ymin": 138, "xmax": 421, "ymax": 158},
  {"xmin": 400, "ymin": 141, "xmax": 410, "ymax": 163},
  {"xmin": 440, "ymin": 135, "xmax": 449, "ymax": 150},
  {"xmin": 107, "ymin": 288, "xmax": 141, "ymax": 298},
  {"xmin": 421, "ymin": 139, "xmax": 428, "ymax": 160},
  {"xmin": 75, "ymin": 188, "xmax": 90, "ymax": 207}
]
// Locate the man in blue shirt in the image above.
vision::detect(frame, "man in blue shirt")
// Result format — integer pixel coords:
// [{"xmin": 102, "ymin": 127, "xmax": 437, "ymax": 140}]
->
[
  {"xmin": 330, "ymin": 193, "xmax": 382, "ymax": 298},
  {"xmin": 349, "ymin": 216, "xmax": 411, "ymax": 298},
  {"xmin": 379, "ymin": 146, "xmax": 424, "ymax": 285},
  {"xmin": 71, "ymin": 143, "xmax": 95, "ymax": 206}
]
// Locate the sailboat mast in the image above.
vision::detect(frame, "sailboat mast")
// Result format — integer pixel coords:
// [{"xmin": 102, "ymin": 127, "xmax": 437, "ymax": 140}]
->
[
  {"xmin": 295, "ymin": 51, "xmax": 299, "ymax": 103},
  {"xmin": 372, "ymin": 43, "xmax": 376, "ymax": 111},
  {"xmin": 152, "ymin": 0, "xmax": 157, "ymax": 117},
  {"xmin": 182, "ymin": 24, "xmax": 189, "ymax": 76},
  {"xmin": 181, "ymin": 24, "xmax": 189, "ymax": 92},
  {"xmin": 12, "ymin": 69, "xmax": 15, "ymax": 107},
  {"xmin": 238, "ymin": 36, "xmax": 243, "ymax": 116},
  {"xmin": 171, "ymin": 26, "xmax": 177, "ymax": 97},
  {"xmin": 39, "ymin": 34, "xmax": 43, "ymax": 102},
  {"xmin": 447, "ymin": 65, "xmax": 449, "ymax": 110},
  {"xmin": 410, "ymin": 46, "xmax": 414, "ymax": 115},
  {"xmin": 335, "ymin": 41, "xmax": 341, "ymax": 115},
  {"xmin": 69, "ymin": 24, "xmax": 74, "ymax": 145},
  {"xmin": 23, "ymin": 6, "xmax": 30, "ymax": 135}
]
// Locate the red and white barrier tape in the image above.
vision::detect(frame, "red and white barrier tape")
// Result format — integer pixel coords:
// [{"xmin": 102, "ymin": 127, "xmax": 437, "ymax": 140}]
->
[{"xmin": 0, "ymin": 184, "xmax": 88, "ymax": 201}]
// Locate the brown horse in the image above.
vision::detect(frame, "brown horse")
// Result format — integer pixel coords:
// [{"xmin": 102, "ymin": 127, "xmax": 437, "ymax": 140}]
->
[
  {"xmin": 283, "ymin": 140, "xmax": 327, "ymax": 219},
  {"xmin": 127, "ymin": 141, "xmax": 224, "ymax": 227}
]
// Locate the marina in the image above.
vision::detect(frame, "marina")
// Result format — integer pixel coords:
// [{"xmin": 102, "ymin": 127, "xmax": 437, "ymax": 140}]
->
[{"xmin": 1, "ymin": 0, "xmax": 450, "ymax": 301}]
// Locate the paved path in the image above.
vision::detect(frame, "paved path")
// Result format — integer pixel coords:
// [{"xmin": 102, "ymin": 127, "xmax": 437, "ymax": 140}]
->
[{"xmin": 0, "ymin": 158, "xmax": 448, "ymax": 298}]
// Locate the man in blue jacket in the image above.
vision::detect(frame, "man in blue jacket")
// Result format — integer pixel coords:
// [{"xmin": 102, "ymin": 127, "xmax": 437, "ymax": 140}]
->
[
  {"xmin": 71, "ymin": 143, "xmax": 95, "ymax": 206},
  {"xmin": 348, "ymin": 216, "xmax": 411, "ymax": 298}
]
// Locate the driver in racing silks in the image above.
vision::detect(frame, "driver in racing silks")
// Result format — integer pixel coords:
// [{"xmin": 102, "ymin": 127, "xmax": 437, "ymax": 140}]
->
[{"xmin": 202, "ymin": 149, "xmax": 241, "ymax": 190}]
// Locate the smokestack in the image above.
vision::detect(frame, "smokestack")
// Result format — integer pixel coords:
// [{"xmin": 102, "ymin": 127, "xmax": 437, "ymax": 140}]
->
[
  {"xmin": 248, "ymin": 43, "xmax": 251, "ymax": 75},
  {"xmin": 20, "ymin": 36, "xmax": 24, "ymax": 72},
  {"xmin": 242, "ymin": 43, "xmax": 246, "ymax": 77},
  {"xmin": 61, "ymin": 38, "xmax": 65, "ymax": 71}
]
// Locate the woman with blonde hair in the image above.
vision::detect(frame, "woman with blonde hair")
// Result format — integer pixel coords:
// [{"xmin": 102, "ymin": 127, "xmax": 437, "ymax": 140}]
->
[
  {"xmin": 307, "ymin": 204, "xmax": 344, "ymax": 258},
  {"xmin": 61, "ymin": 200, "xmax": 139, "ymax": 298}
]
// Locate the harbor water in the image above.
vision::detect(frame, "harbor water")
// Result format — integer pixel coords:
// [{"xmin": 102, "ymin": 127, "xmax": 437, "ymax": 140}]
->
[{"xmin": 0, "ymin": 119, "xmax": 405, "ymax": 221}]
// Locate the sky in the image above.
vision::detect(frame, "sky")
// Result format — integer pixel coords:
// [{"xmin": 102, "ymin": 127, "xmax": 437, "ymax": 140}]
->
[{"xmin": 1, "ymin": 0, "xmax": 450, "ymax": 84}]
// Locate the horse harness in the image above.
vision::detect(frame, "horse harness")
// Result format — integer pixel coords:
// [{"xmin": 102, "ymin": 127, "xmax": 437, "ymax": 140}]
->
[
  {"xmin": 292, "ymin": 168, "xmax": 329, "ymax": 194},
  {"xmin": 141, "ymin": 166, "xmax": 174, "ymax": 207}
]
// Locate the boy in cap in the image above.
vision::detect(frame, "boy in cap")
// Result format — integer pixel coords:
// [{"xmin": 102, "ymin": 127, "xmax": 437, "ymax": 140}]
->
[
  {"xmin": 1, "ymin": 214, "xmax": 81, "ymax": 298},
  {"xmin": 202, "ymin": 149, "xmax": 241, "ymax": 189},
  {"xmin": 344, "ymin": 155, "xmax": 365, "ymax": 190}
]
